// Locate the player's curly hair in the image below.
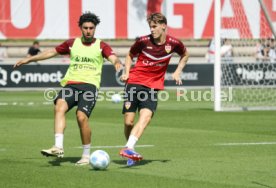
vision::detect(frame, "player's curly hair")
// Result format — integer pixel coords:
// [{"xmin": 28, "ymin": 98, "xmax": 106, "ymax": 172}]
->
[
  {"xmin": 78, "ymin": 12, "xmax": 100, "ymax": 27},
  {"xmin": 147, "ymin": 13, "xmax": 167, "ymax": 25}
]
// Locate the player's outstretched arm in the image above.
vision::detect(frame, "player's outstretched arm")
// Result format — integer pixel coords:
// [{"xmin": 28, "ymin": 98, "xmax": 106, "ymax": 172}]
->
[
  {"xmin": 120, "ymin": 52, "xmax": 133, "ymax": 82},
  {"xmin": 13, "ymin": 48, "xmax": 59, "ymax": 68},
  {"xmin": 107, "ymin": 54, "xmax": 122, "ymax": 72},
  {"xmin": 172, "ymin": 51, "xmax": 189, "ymax": 85}
]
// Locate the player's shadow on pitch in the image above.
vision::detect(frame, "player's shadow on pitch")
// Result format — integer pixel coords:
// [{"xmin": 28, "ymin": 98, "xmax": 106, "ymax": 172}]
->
[
  {"xmin": 47, "ymin": 157, "xmax": 80, "ymax": 166},
  {"xmin": 113, "ymin": 159, "xmax": 170, "ymax": 168}
]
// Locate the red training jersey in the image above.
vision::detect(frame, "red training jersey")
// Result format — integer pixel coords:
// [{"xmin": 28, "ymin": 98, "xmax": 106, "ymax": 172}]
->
[{"xmin": 127, "ymin": 34, "xmax": 186, "ymax": 90}]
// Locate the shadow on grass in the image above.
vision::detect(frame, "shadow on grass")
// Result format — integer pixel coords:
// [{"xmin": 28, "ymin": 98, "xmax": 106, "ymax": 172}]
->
[
  {"xmin": 112, "ymin": 159, "xmax": 170, "ymax": 168},
  {"xmin": 43, "ymin": 158, "xmax": 170, "ymax": 168},
  {"xmin": 46, "ymin": 157, "xmax": 80, "ymax": 166}
]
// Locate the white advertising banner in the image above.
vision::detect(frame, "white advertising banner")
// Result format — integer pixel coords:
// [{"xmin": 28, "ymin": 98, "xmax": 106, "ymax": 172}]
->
[{"xmin": 0, "ymin": 0, "xmax": 275, "ymax": 39}]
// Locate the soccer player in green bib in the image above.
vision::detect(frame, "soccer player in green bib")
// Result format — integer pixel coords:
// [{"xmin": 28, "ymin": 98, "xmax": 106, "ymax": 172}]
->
[{"xmin": 14, "ymin": 12, "xmax": 122, "ymax": 165}]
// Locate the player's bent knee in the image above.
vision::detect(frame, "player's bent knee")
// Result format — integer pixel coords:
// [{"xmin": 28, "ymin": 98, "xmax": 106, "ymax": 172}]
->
[
  {"xmin": 55, "ymin": 99, "xmax": 68, "ymax": 114},
  {"xmin": 124, "ymin": 113, "xmax": 135, "ymax": 127},
  {"xmin": 76, "ymin": 111, "xmax": 89, "ymax": 124},
  {"xmin": 124, "ymin": 118, "xmax": 135, "ymax": 127}
]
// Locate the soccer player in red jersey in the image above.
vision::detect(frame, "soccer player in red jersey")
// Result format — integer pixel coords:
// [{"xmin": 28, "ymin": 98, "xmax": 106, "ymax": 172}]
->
[
  {"xmin": 14, "ymin": 12, "xmax": 122, "ymax": 165},
  {"xmin": 119, "ymin": 13, "xmax": 189, "ymax": 166}
]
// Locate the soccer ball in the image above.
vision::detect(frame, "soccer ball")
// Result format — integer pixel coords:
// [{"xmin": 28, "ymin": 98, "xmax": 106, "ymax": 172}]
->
[
  {"xmin": 111, "ymin": 93, "xmax": 122, "ymax": 103},
  {"xmin": 90, "ymin": 150, "xmax": 110, "ymax": 170}
]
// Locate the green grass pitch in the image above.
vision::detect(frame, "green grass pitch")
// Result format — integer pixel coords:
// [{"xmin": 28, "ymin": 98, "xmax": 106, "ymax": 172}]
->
[{"xmin": 0, "ymin": 89, "xmax": 275, "ymax": 188}]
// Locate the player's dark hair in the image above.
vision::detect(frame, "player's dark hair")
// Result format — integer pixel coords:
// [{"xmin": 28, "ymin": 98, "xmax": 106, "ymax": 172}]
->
[
  {"xmin": 147, "ymin": 13, "xmax": 167, "ymax": 25},
  {"xmin": 78, "ymin": 12, "xmax": 100, "ymax": 27},
  {"xmin": 33, "ymin": 41, "xmax": 39, "ymax": 45}
]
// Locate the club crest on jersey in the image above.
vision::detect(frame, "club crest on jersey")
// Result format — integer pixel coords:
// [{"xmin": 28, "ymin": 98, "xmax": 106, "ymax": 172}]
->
[
  {"xmin": 125, "ymin": 101, "xmax": 131, "ymax": 110},
  {"xmin": 165, "ymin": 45, "xmax": 172, "ymax": 53}
]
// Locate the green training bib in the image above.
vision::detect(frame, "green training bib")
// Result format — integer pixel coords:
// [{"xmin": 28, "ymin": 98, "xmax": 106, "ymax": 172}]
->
[{"xmin": 60, "ymin": 38, "xmax": 104, "ymax": 88}]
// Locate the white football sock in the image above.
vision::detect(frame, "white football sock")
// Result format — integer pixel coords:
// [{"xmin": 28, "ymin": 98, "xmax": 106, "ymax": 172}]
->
[
  {"xmin": 82, "ymin": 144, "xmax": 91, "ymax": 156},
  {"xmin": 125, "ymin": 135, "xmax": 138, "ymax": 149},
  {"xmin": 54, "ymin": 133, "xmax": 64, "ymax": 149}
]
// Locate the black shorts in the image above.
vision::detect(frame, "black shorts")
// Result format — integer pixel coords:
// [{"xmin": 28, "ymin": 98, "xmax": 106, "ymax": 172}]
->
[
  {"xmin": 122, "ymin": 84, "xmax": 158, "ymax": 114},
  {"xmin": 54, "ymin": 84, "xmax": 97, "ymax": 117}
]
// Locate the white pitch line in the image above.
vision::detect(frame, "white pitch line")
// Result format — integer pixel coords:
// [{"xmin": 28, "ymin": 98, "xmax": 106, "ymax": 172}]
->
[
  {"xmin": 214, "ymin": 141, "xmax": 276, "ymax": 146},
  {"xmin": 0, "ymin": 101, "xmax": 52, "ymax": 106},
  {"xmin": 74, "ymin": 145, "xmax": 154, "ymax": 149}
]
